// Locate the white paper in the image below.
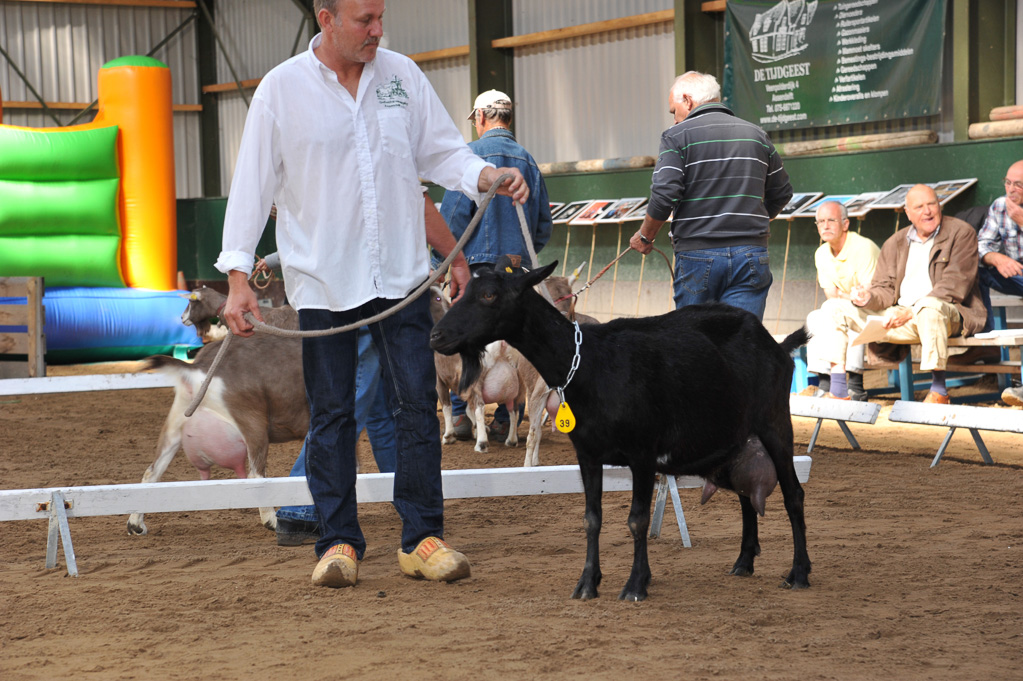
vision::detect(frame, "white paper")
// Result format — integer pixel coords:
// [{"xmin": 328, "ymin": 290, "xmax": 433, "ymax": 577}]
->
[{"xmin": 851, "ymin": 315, "xmax": 888, "ymax": 346}]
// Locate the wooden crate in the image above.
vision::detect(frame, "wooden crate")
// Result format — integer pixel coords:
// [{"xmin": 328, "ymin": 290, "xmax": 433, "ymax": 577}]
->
[{"xmin": 0, "ymin": 277, "xmax": 46, "ymax": 378}]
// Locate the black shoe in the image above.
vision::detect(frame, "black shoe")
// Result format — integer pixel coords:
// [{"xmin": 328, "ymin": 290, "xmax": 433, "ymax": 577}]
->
[
  {"xmin": 452, "ymin": 414, "xmax": 473, "ymax": 441},
  {"xmin": 848, "ymin": 388, "xmax": 868, "ymax": 402},
  {"xmin": 276, "ymin": 517, "xmax": 320, "ymax": 546}
]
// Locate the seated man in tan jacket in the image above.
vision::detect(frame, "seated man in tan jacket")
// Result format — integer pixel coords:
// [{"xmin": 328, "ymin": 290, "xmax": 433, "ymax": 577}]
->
[{"xmin": 821, "ymin": 184, "xmax": 987, "ymax": 404}]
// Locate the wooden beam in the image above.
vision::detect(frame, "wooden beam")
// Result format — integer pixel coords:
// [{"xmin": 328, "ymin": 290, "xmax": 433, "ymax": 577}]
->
[
  {"xmin": 3, "ymin": 100, "xmax": 201, "ymax": 112},
  {"xmin": 407, "ymin": 45, "xmax": 470, "ymax": 64},
  {"xmin": 491, "ymin": 9, "xmax": 674, "ymax": 50},
  {"xmin": 3, "ymin": 0, "xmax": 196, "ymax": 8},
  {"xmin": 701, "ymin": 1, "xmax": 726, "ymax": 12},
  {"xmin": 201, "ymin": 77, "xmax": 262, "ymax": 94},
  {"xmin": 198, "ymin": 45, "xmax": 470, "ymax": 90}
]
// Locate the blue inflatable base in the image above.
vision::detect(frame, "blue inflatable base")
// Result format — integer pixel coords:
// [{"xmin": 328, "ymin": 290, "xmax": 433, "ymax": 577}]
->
[{"xmin": 0, "ymin": 287, "xmax": 203, "ymax": 363}]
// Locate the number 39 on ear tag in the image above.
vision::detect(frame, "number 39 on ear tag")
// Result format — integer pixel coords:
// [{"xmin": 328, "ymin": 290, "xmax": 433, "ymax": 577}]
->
[{"xmin": 555, "ymin": 401, "xmax": 576, "ymax": 433}]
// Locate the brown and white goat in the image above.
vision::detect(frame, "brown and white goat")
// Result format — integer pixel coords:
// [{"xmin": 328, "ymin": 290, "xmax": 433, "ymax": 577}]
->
[{"xmin": 127, "ymin": 299, "xmax": 307, "ymax": 535}]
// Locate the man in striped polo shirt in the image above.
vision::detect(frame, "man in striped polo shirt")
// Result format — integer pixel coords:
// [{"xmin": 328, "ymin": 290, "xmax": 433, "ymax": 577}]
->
[{"xmin": 630, "ymin": 71, "xmax": 792, "ymax": 320}]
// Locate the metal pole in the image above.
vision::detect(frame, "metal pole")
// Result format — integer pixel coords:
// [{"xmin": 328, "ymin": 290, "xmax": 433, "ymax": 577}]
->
[
  {"xmin": 66, "ymin": 11, "xmax": 198, "ymax": 127},
  {"xmin": 290, "ymin": 16, "xmax": 308, "ymax": 57},
  {"xmin": 195, "ymin": 0, "xmax": 251, "ymax": 108},
  {"xmin": 0, "ymin": 43, "xmax": 61, "ymax": 126}
]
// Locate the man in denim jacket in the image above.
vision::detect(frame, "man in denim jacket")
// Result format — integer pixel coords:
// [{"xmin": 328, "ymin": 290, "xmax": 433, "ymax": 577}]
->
[{"xmin": 438, "ymin": 89, "xmax": 553, "ymax": 440}]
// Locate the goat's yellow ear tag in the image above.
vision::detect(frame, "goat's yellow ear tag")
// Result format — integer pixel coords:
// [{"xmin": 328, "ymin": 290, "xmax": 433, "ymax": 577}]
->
[
  {"xmin": 504, "ymin": 266, "xmax": 513, "ymax": 273},
  {"xmin": 555, "ymin": 401, "xmax": 576, "ymax": 433}
]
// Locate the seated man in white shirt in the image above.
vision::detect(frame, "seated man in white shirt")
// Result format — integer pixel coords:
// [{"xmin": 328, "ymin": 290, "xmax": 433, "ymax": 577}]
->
[
  {"xmin": 801, "ymin": 201, "xmax": 880, "ymax": 400},
  {"xmin": 819, "ymin": 185, "xmax": 986, "ymax": 404}
]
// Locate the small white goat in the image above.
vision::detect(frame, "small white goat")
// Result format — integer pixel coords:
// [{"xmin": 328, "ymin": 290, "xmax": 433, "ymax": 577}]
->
[{"xmin": 430, "ymin": 286, "xmax": 465, "ymax": 445}]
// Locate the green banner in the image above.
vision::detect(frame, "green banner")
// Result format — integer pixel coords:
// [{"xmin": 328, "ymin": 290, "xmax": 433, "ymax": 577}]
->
[{"xmin": 723, "ymin": 0, "xmax": 945, "ymax": 131}]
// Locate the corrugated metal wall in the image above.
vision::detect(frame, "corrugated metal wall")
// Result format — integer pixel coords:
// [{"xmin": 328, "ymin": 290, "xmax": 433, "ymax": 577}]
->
[
  {"xmin": 0, "ymin": 1, "xmax": 202, "ymax": 198},
  {"xmin": 512, "ymin": 0, "xmax": 675, "ymax": 165},
  {"xmin": 209, "ymin": 0, "xmax": 309, "ymax": 192},
  {"xmin": 212, "ymin": 0, "xmax": 472, "ymax": 188},
  {"xmin": 386, "ymin": 0, "xmax": 471, "ymax": 142}
]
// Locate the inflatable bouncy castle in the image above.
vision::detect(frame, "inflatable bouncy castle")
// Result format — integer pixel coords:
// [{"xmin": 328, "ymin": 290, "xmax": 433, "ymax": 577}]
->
[{"xmin": 0, "ymin": 56, "xmax": 201, "ymax": 362}]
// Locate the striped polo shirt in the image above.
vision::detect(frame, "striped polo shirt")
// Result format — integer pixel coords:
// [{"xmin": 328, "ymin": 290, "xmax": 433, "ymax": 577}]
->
[{"xmin": 647, "ymin": 103, "xmax": 792, "ymax": 253}]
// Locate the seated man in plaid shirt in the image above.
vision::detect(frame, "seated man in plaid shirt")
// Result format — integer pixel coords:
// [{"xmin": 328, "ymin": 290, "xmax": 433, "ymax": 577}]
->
[{"xmin": 977, "ymin": 160, "xmax": 1023, "ymax": 406}]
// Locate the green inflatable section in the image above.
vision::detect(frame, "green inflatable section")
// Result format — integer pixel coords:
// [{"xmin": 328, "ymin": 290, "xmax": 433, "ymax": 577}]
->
[
  {"xmin": 0, "ymin": 179, "xmax": 120, "ymax": 235},
  {"xmin": 0, "ymin": 125, "xmax": 123, "ymax": 287},
  {"xmin": 102, "ymin": 55, "xmax": 167, "ymax": 69},
  {"xmin": 0, "ymin": 235, "xmax": 123, "ymax": 287},
  {"xmin": 0, "ymin": 126, "xmax": 119, "ymax": 181}
]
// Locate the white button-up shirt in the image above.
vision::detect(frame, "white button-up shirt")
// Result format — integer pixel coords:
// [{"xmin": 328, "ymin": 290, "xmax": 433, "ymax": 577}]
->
[{"xmin": 216, "ymin": 36, "xmax": 490, "ymax": 311}]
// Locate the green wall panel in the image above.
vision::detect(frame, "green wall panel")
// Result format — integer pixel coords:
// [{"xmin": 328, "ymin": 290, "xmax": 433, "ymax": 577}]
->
[{"xmin": 176, "ymin": 198, "xmax": 277, "ymax": 281}]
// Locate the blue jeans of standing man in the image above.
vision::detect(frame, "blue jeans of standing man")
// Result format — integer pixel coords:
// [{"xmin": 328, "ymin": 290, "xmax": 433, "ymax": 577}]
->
[
  {"xmin": 978, "ymin": 266, "xmax": 1023, "ymax": 332},
  {"xmin": 672, "ymin": 245, "xmax": 773, "ymax": 321},
  {"xmin": 300, "ymin": 294, "xmax": 445, "ymax": 560},
  {"xmin": 276, "ymin": 326, "xmax": 397, "ymax": 526}
]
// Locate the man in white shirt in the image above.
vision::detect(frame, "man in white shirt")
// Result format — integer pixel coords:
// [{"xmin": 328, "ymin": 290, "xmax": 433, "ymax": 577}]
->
[
  {"xmin": 216, "ymin": 0, "xmax": 528, "ymax": 589},
  {"xmin": 820, "ymin": 185, "xmax": 986, "ymax": 403}
]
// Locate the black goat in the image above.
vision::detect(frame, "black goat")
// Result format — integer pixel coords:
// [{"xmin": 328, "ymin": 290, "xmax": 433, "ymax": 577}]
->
[{"xmin": 430, "ymin": 262, "xmax": 811, "ymax": 601}]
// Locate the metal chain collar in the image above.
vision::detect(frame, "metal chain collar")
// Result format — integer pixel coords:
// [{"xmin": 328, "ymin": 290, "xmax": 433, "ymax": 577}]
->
[{"xmin": 556, "ymin": 321, "xmax": 582, "ymax": 404}]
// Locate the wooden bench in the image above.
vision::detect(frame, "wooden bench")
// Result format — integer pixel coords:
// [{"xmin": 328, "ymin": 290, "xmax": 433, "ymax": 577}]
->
[
  {"xmin": 887, "ymin": 400, "xmax": 1023, "ymax": 467},
  {"xmin": 790, "ymin": 295, "xmax": 1023, "ymax": 401},
  {"xmin": 0, "ymin": 277, "xmax": 45, "ymax": 378},
  {"xmin": 869, "ymin": 294, "xmax": 1023, "ymax": 402},
  {"xmin": 870, "ymin": 333, "xmax": 1023, "ymax": 402}
]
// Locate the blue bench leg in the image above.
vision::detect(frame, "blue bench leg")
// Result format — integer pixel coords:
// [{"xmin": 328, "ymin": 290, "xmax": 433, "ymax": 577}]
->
[
  {"xmin": 900, "ymin": 354, "xmax": 913, "ymax": 401},
  {"xmin": 994, "ymin": 307, "xmax": 1011, "ymax": 391}
]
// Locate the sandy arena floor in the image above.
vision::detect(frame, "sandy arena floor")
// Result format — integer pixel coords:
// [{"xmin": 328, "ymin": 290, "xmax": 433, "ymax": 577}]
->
[{"xmin": 1, "ymin": 364, "xmax": 1021, "ymax": 680}]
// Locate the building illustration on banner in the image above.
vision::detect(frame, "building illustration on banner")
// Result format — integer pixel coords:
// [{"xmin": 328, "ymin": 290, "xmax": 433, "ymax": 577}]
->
[{"xmin": 749, "ymin": 0, "xmax": 819, "ymax": 64}]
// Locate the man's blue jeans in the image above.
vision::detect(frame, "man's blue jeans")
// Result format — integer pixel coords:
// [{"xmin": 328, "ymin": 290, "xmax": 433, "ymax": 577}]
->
[
  {"xmin": 299, "ymin": 295, "xmax": 445, "ymax": 560},
  {"xmin": 979, "ymin": 266, "xmax": 1023, "ymax": 332},
  {"xmin": 276, "ymin": 326, "xmax": 396, "ymax": 526},
  {"xmin": 672, "ymin": 245, "xmax": 773, "ymax": 321}
]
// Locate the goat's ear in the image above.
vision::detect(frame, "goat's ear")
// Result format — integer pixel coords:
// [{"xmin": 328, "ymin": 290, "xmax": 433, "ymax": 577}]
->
[{"xmin": 518, "ymin": 261, "xmax": 558, "ymax": 290}]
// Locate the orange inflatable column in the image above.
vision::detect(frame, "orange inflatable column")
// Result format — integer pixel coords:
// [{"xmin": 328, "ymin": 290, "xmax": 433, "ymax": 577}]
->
[{"xmin": 93, "ymin": 56, "xmax": 177, "ymax": 291}]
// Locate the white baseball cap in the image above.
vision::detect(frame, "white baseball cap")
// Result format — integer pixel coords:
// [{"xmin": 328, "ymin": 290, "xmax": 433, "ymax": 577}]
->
[{"xmin": 468, "ymin": 89, "xmax": 512, "ymax": 120}]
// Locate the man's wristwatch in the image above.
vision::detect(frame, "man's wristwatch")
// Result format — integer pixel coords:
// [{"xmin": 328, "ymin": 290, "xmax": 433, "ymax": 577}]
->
[{"xmin": 639, "ymin": 234, "xmax": 652, "ymax": 245}]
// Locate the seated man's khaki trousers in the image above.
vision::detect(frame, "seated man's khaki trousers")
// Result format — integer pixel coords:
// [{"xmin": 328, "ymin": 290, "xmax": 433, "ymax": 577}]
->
[{"xmin": 822, "ymin": 296, "xmax": 962, "ymax": 372}]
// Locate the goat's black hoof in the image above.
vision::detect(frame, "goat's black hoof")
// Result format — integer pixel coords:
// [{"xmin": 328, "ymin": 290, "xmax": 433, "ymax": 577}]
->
[
  {"xmin": 571, "ymin": 583, "xmax": 599, "ymax": 600},
  {"xmin": 729, "ymin": 564, "xmax": 755, "ymax": 577},
  {"xmin": 618, "ymin": 588, "xmax": 647, "ymax": 602},
  {"xmin": 782, "ymin": 569, "xmax": 811, "ymax": 589}
]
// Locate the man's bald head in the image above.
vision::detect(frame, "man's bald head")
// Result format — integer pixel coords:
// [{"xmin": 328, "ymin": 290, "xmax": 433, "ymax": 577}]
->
[
  {"xmin": 1004, "ymin": 160, "xmax": 1023, "ymax": 204},
  {"xmin": 905, "ymin": 184, "xmax": 942, "ymax": 239}
]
